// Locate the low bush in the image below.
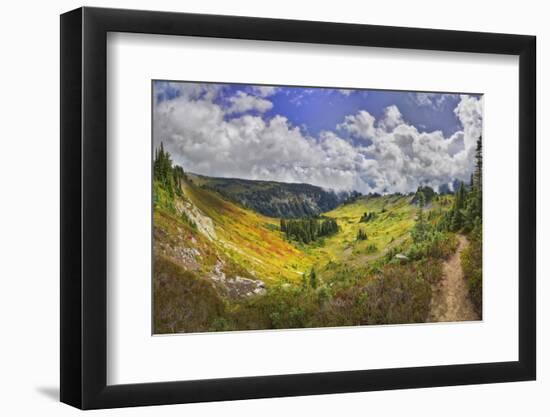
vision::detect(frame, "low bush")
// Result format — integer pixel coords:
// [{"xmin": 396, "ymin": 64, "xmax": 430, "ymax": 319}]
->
[
  {"xmin": 365, "ymin": 243, "xmax": 377, "ymax": 254},
  {"xmin": 226, "ymin": 257, "xmax": 443, "ymax": 330},
  {"xmin": 461, "ymin": 234, "xmax": 482, "ymax": 316},
  {"xmin": 153, "ymin": 255, "xmax": 226, "ymax": 334},
  {"xmin": 407, "ymin": 231, "xmax": 457, "ymax": 260}
]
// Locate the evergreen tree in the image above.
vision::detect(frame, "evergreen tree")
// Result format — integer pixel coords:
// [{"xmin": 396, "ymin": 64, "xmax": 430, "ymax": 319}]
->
[
  {"xmin": 473, "ymin": 135, "xmax": 483, "ymax": 219},
  {"xmin": 359, "ymin": 212, "xmax": 376, "ymax": 223},
  {"xmin": 474, "ymin": 136, "xmax": 482, "ymax": 191},
  {"xmin": 461, "ymin": 136, "xmax": 483, "ymax": 232},
  {"xmin": 438, "ymin": 135, "xmax": 482, "ymax": 234},
  {"xmin": 281, "ymin": 218, "xmax": 338, "ymax": 243},
  {"xmin": 153, "ymin": 142, "xmax": 186, "ymax": 197},
  {"xmin": 356, "ymin": 229, "xmax": 368, "ymax": 241},
  {"xmin": 449, "ymin": 182, "xmax": 466, "ymax": 231},
  {"xmin": 309, "ymin": 268, "xmax": 317, "ymax": 289},
  {"xmin": 411, "ymin": 191, "xmax": 428, "ymax": 242}
]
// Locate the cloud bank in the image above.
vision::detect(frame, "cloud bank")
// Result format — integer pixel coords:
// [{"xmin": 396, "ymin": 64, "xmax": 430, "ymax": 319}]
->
[{"xmin": 153, "ymin": 83, "xmax": 482, "ymax": 194}]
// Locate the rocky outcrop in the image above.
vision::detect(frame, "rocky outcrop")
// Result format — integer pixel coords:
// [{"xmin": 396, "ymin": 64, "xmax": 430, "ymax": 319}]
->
[{"xmin": 174, "ymin": 198, "xmax": 216, "ymax": 241}]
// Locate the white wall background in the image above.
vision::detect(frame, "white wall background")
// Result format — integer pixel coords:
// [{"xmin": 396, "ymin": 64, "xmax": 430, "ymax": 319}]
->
[{"xmin": 0, "ymin": 0, "xmax": 545, "ymax": 415}]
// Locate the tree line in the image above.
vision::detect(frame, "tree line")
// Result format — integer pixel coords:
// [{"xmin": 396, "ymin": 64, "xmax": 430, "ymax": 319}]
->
[
  {"xmin": 440, "ymin": 136, "xmax": 482, "ymax": 234},
  {"xmin": 280, "ymin": 217, "xmax": 338, "ymax": 244},
  {"xmin": 153, "ymin": 142, "xmax": 186, "ymax": 197},
  {"xmin": 406, "ymin": 136, "xmax": 482, "ymax": 263}
]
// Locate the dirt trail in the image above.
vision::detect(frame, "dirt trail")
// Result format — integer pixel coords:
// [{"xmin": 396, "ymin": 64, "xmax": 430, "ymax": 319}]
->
[{"xmin": 428, "ymin": 235, "xmax": 479, "ymax": 322}]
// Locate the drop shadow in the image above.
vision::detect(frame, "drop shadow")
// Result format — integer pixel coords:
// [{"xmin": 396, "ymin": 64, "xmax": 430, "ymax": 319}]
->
[{"xmin": 36, "ymin": 386, "xmax": 59, "ymax": 401}]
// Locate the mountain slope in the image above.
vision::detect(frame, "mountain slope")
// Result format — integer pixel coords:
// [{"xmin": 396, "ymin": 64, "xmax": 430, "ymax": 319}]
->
[
  {"xmin": 152, "ymin": 147, "xmax": 469, "ymax": 334},
  {"xmin": 188, "ymin": 173, "xmax": 357, "ymax": 218},
  {"xmin": 155, "ymin": 178, "xmax": 315, "ymax": 286},
  {"xmin": 314, "ymin": 194, "xmax": 416, "ymax": 266}
]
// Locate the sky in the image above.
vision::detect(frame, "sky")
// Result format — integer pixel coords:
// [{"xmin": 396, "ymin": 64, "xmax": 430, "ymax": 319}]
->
[{"xmin": 153, "ymin": 81, "xmax": 483, "ymax": 194}]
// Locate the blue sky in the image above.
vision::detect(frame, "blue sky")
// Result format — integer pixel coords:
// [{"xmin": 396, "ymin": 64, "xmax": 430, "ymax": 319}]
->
[
  {"xmin": 233, "ymin": 85, "xmax": 463, "ymax": 137},
  {"xmin": 153, "ymin": 81, "xmax": 483, "ymax": 194},
  {"xmin": 156, "ymin": 82, "xmax": 473, "ymax": 137}
]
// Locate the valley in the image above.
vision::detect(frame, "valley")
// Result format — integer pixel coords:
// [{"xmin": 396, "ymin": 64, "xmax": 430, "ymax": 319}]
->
[{"xmin": 153, "ymin": 146, "xmax": 483, "ymax": 333}]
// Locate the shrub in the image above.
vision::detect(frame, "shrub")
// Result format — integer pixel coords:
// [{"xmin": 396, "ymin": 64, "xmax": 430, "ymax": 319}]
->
[
  {"xmin": 365, "ymin": 243, "xmax": 377, "ymax": 254},
  {"xmin": 356, "ymin": 229, "xmax": 368, "ymax": 241},
  {"xmin": 461, "ymin": 235, "xmax": 482, "ymax": 316},
  {"xmin": 351, "ymin": 261, "xmax": 435, "ymax": 325},
  {"xmin": 153, "ymin": 255, "xmax": 226, "ymax": 334},
  {"xmin": 407, "ymin": 231, "xmax": 457, "ymax": 260},
  {"xmin": 359, "ymin": 212, "xmax": 376, "ymax": 223}
]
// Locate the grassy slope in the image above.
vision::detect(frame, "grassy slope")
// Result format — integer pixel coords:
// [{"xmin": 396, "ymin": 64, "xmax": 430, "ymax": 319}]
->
[
  {"xmin": 306, "ymin": 194, "xmax": 450, "ymax": 267},
  {"xmin": 157, "ymin": 182, "xmax": 455, "ymax": 284},
  {"xmin": 154, "ymin": 180, "xmax": 317, "ymax": 332},
  {"xmin": 154, "ymin": 177, "xmax": 458, "ymax": 332},
  {"xmin": 187, "ymin": 173, "xmax": 347, "ymax": 220},
  {"xmin": 180, "ymin": 182, "xmax": 314, "ymax": 283},
  {"xmin": 317, "ymin": 195, "xmax": 416, "ymax": 266}
]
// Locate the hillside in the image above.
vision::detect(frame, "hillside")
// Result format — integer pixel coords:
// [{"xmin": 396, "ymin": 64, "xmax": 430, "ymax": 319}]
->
[
  {"xmin": 153, "ymin": 146, "xmax": 481, "ymax": 333},
  {"xmin": 155, "ymin": 179, "xmax": 315, "ymax": 280},
  {"xmin": 153, "ymin": 177, "xmax": 320, "ymax": 332},
  {"xmin": 188, "ymin": 173, "xmax": 357, "ymax": 218},
  {"xmin": 154, "ymin": 175, "xmax": 460, "ymax": 333}
]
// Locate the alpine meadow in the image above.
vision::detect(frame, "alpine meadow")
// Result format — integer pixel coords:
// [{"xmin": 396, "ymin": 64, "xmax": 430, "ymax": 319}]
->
[{"xmin": 152, "ymin": 81, "xmax": 483, "ymax": 334}]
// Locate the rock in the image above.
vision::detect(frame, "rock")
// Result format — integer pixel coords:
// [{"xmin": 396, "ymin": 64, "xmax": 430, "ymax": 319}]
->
[
  {"xmin": 216, "ymin": 275, "xmax": 267, "ymax": 299},
  {"xmin": 210, "ymin": 260, "xmax": 226, "ymax": 282},
  {"xmin": 253, "ymin": 287, "xmax": 266, "ymax": 295},
  {"xmin": 157, "ymin": 242, "xmax": 201, "ymax": 270},
  {"xmin": 174, "ymin": 199, "xmax": 217, "ymax": 241},
  {"xmin": 395, "ymin": 253, "xmax": 409, "ymax": 261}
]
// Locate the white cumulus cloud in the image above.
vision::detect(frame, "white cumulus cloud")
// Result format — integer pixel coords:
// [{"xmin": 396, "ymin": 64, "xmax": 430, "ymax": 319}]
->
[
  {"xmin": 227, "ymin": 91, "xmax": 273, "ymax": 114},
  {"xmin": 411, "ymin": 92, "xmax": 458, "ymax": 109},
  {"xmin": 379, "ymin": 105, "xmax": 404, "ymax": 131},
  {"xmin": 337, "ymin": 110, "xmax": 376, "ymax": 140},
  {"xmin": 252, "ymin": 86, "xmax": 279, "ymax": 97},
  {"xmin": 154, "ymin": 84, "xmax": 482, "ymax": 195}
]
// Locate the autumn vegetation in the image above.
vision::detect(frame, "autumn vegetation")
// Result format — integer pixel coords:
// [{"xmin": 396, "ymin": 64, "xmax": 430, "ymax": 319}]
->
[{"xmin": 152, "ymin": 138, "xmax": 483, "ymax": 333}]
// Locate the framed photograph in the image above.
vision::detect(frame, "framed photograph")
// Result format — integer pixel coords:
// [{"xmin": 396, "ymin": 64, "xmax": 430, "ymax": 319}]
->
[{"xmin": 60, "ymin": 7, "xmax": 536, "ymax": 409}]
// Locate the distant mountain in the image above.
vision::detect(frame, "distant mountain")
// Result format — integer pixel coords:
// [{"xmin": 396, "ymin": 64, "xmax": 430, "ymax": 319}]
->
[
  {"xmin": 438, "ymin": 183, "xmax": 452, "ymax": 195},
  {"xmin": 188, "ymin": 174, "xmax": 359, "ymax": 218}
]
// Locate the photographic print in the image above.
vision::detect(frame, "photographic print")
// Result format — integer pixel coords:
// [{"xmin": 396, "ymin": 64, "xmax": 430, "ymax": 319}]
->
[{"xmin": 152, "ymin": 81, "xmax": 483, "ymax": 334}]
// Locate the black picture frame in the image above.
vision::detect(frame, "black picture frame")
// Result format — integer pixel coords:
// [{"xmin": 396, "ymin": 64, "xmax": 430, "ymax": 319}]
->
[{"xmin": 60, "ymin": 6, "xmax": 536, "ymax": 410}]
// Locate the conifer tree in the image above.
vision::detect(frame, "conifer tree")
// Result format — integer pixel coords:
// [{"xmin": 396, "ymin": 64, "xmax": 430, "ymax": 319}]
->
[
  {"xmin": 462, "ymin": 136, "xmax": 483, "ymax": 232},
  {"xmin": 309, "ymin": 268, "xmax": 317, "ymax": 289},
  {"xmin": 356, "ymin": 229, "xmax": 368, "ymax": 241},
  {"xmin": 412, "ymin": 191, "xmax": 428, "ymax": 242},
  {"xmin": 153, "ymin": 142, "xmax": 186, "ymax": 198},
  {"xmin": 474, "ymin": 135, "xmax": 483, "ymax": 219}
]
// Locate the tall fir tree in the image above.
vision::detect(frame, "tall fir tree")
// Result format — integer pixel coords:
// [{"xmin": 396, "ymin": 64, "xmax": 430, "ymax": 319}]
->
[
  {"xmin": 441, "ymin": 135, "xmax": 482, "ymax": 233},
  {"xmin": 411, "ymin": 191, "xmax": 428, "ymax": 242},
  {"xmin": 153, "ymin": 142, "xmax": 186, "ymax": 197},
  {"xmin": 474, "ymin": 135, "xmax": 482, "ymax": 219}
]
